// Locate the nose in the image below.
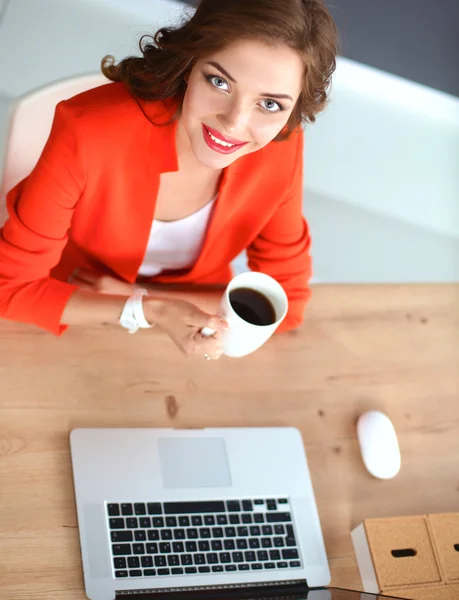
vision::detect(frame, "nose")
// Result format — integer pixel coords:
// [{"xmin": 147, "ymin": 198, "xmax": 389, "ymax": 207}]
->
[{"xmin": 217, "ymin": 99, "xmax": 250, "ymax": 136}]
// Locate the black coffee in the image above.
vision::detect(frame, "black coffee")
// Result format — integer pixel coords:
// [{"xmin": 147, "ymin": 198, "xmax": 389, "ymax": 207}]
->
[{"xmin": 229, "ymin": 287, "xmax": 276, "ymax": 326}]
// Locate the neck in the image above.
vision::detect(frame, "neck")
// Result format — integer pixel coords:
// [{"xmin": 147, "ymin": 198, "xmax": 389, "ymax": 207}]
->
[{"xmin": 175, "ymin": 118, "xmax": 220, "ymax": 176}]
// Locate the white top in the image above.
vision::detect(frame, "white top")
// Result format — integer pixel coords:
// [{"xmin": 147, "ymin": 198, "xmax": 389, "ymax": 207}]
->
[{"xmin": 137, "ymin": 199, "xmax": 216, "ymax": 277}]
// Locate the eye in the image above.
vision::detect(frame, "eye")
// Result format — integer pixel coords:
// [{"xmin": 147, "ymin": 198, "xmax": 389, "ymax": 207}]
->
[
  {"xmin": 206, "ymin": 74, "xmax": 230, "ymax": 91},
  {"xmin": 260, "ymin": 98, "xmax": 283, "ymax": 113}
]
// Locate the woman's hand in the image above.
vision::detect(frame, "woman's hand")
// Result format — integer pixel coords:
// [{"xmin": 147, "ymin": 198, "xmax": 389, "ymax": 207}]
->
[
  {"xmin": 145, "ymin": 297, "xmax": 227, "ymax": 360},
  {"xmin": 71, "ymin": 269, "xmax": 227, "ymax": 359}
]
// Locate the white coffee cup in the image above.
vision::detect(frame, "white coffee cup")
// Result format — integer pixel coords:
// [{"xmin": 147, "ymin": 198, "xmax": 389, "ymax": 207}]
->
[{"xmin": 202, "ymin": 272, "xmax": 288, "ymax": 358}]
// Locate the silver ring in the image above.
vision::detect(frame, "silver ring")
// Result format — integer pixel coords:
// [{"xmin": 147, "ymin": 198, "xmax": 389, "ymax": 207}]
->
[{"xmin": 204, "ymin": 354, "xmax": 210, "ymax": 361}]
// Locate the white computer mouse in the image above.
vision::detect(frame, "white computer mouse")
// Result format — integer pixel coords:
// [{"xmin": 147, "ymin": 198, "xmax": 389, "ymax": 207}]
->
[{"xmin": 356, "ymin": 410, "xmax": 401, "ymax": 479}]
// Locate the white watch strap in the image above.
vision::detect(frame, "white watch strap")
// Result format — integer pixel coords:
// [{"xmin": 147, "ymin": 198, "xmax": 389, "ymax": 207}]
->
[{"xmin": 119, "ymin": 288, "xmax": 153, "ymax": 334}]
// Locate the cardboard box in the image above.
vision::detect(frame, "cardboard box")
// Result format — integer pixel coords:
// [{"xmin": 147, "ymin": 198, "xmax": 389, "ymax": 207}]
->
[
  {"xmin": 427, "ymin": 513, "xmax": 459, "ymax": 582},
  {"xmin": 351, "ymin": 516, "xmax": 443, "ymax": 593},
  {"xmin": 383, "ymin": 585, "xmax": 453, "ymax": 599},
  {"xmin": 447, "ymin": 584, "xmax": 459, "ymax": 599}
]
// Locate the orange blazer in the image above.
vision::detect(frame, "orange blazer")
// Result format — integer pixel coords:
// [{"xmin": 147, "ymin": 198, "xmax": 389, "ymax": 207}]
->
[{"xmin": 0, "ymin": 83, "xmax": 311, "ymax": 335}]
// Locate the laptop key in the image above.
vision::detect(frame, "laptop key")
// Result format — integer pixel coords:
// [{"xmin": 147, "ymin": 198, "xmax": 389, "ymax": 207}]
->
[
  {"xmin": 232, "ymin": 552, "xmax": 244, "ymax": 563},
  {"xmin": 115, "ymin": 570, "xmax": 128, "ymax": 577},
  {"xmin": 158, "ymin": 568, "xmax": 170, "ymax": 576},
  {"xmin": 139, "ymin": 518, "xmax": 151, "ymax": 528},
  {"xmin": 129, "ymin": 569, "xmax": 142, "ymax": 576},
  {"xmin": 241, "ymin": 514, "xmax": 252, "ymax": 524},
  {"xmin": 212, "ymin": 540, "xmax": 223, "ymax": 551},
  {"xmin": 250, "ymin": 526, "xmax": 261, "ymax": 536},
  {"xmin": 187, "ymin": 528, "xmax": 198, "ymax": 539},
  {"xmin": 204, "ymin": 515, "xmax": 215, "ymax": 525},
  {"xmin": 161, "ymin": 530, "xmax": 173, "ymax": 540},
  {"xmin": 217, "ymin": 515, "xmax": 228, "ymax": 525},
  {"xmin": 112, "ymin": 544, "xmax": 131, "ymax": 556},
  {"xmin": 128, "ymin": 557, "xmax": 140, "ymax": 568},
  {"xmin": 164, "ymin": 501, "xmax": 225, "ymax": 514},
  {"xmin": 249, "ymin": 538, "xmax": 260, "ymax": 549},
  {"xmin": 225, "ymin": 527, "xmax": 236, "ymax": 537},
  {"xmin": 199, "ymin": 528, "xmax": 211, "ymax": 539},
  {"xmin": 254, "ymin": 514, "xmax": 264, "ymax": 523},
  {"xmin": 282, "ymin": 549, "xmax": 299, "ymax": 560},
  {"xmin": 153, "ymin": 517, "xmax": 164, "ymax": 528},
  {"xmin": 193, "ymin": 553, "xmax": 206, "ymax": 565},
  {"xmin": 274, "ymin": 537, "xmax": 284, "ymax": 547},
  {"xmin": 159, "ymin": 543, "xmax": 171, "ymax": 553},
  {"xmin": 219, "ymin": 552, "xmax": 231, "ymax": 563},
  {"xmin": 110, "ymin": 518, "xmax": 125, "ymax": 530},
  {"xmin": 237, "ymin": 526, "xmax": 249, "ymax": 537},
  {"xmin": 146, "ymin": 543, "xmax": 158, "ymax": 554},
  {"xmin": 242, "ymin": 500, "xmax": 253, "ymax": 511},
  {"xmin": 290, "ymin": 560, "xmax": 301, "ymax": 568},
  {"xmin": 121, "ymin": 504, "xmax": 133, "ymax": 516},
  {"xmin": 154, "ymin": 556, "xmax": 167, "ymax": 567},
  {"xmin": 278, "ymin": 498, "xmax": 288, "ymax": 504},
  {"xmin": 262, "ymin": 525, "xmax": 273, "ymax": 535},
  {"xmin": 277, "ymin": 561, "xmax": 288, "ymax": 568},
  {"xmin": 270, "ymin": 550, "xmax": 281, "ymax": 561},
  {"xmin": 238, "ymin": 564, "xmax": 250, "ymax": 571},
  {"xmin": 212, "ymin": 527, "xmax": 224, "ymax": 538},
  {"xmin": 274, "ymin": 525, "xmax": 285, "ymax": 535},
  {"xmin": 179, "ymin": 516, "xmax": 190, "ymax": 527},
  {"xmin": 212, "ymin": 565, "xmax": 224, "ymax": 572},
  {"xmin": 148, "ymin": 530, "xmax": 159, "ymax": 541},
  {"xmin": 185, "ymin": 567, "xmax": 197, "ymax": 574},
  {"xmin": 108, "ymin": 504, "xmax": 120, "ymax": 516},
  {"xmin": 171, "ymin": 567, "xmax": 184, "ymax": 575},
  {"xmin": 264, "ymin": 562, "xmax": 275, "ymax": 569},
  {"xmin": 135, "ymin": 530, "xmax": 146, "ymax": 542},
  {"xmin": 266, "ymin": 500, "xmax": 277, "ymax": 511},
  {"xmin": 191, "ymin": 516, "xmax": 202, "ymax": 526},
  {"xmin": 143, "ymin": 569, "xmax": 156, "ymax": 576},
  {"xmin": 181, "ymin": 554, "xmax": 193, "ymax": 566},
  {"xmin": 198, "ymin": 566, "xmax": 210, "ymax": 573},
  {"xmin": 286, "ymin": 536, "xmax": 296, "ymax": 547},
  {"xmin": 111, "ymin": 531, "xmax": 133, "ymax": 543},
  {"xmin": 133, "ymin": 544, "xmax": 145, "ymax": 555},
  {"xmin": 262, "ymin": 538, "xmax": 272, "ymax": 548},
  {"xmin": 251, "ymin": 563, "xmax": 263, "ymax": 570},
  {"xmin": 134, "ymin": 503, "xmax": 146, "ymax": 515},
  {"xmin": 237, "ymin": 539, "xmax": 248, "ymax": 550},
  {"xmin": 266, "ymin": 512, "xmax": 291, "ymax": 523},
  {"xmin": 199, "ymin": 541, "xmax": 210, "ymax": 552},
  {"xmin": 206, "ymin": 553, "xmax": 218, "ymax": 564},
  {"xmin": 254, "ymin": 499, "xmax": 264, "ymax": 505},
  {"xmin": 141, "ymin": 556, "xmax": 153, "ymax": 568},
  {"xmin": 245, "ymin": 551, "xmax": 256, "ymax": 562},
  {"xmin": 147, "ymin": 503, "xmax": 162, "ymax": 515},
  {"xmin": 227, "ymin": 500, "xmax": 240, "ymax": 512},
  {"xmin": 166, "ymin": 517, "xmax": 177, "ymax": 527},
  {"xmin": 229, "ymin": 514, "xmax": 240, "ymax": 525},
  {"xmin": 126, "ymin": 518, "xmax": 138, "ymax": 529},
  {"xmin": 168, "ymin": 555, "xmax": 180, "ymax": 566},
  {"xmin": 257, "ymin": 550, "xmax": 269, "ymax": 561},
  {"xmin": 113, "ymin": 557, "xmax": 126, "ymax": 569},
  {"xmin": 173, "ymin": 542, "xmax": 184, "ymax": 553},
  {"xmin": 174, "ymin": 529, "xmax": 186, "ymax": 540},
  {"xmin": 186, "ymin": 541, "xmax": 197, "ymax": 552},
  {"xmin": 224, "ymin": 539, "xmax": 235, "ymax": 550},
  {"xmin": 225, "ymin": 564, "xmax": 237, "ymax": 571}
]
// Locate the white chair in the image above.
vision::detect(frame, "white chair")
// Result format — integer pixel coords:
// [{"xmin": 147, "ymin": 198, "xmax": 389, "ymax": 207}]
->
[{"xmin": 0, "ymin": 73, "xmax": 108, "ymax": 225}]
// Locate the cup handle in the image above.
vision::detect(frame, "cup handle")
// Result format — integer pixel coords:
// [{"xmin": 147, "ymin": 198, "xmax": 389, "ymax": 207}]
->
[{"xmin": 200, "ymin": 326, "xmax": 216, "ymax": 337}]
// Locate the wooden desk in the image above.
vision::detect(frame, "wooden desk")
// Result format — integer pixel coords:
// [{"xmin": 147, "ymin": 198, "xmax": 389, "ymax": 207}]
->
[{"xmin": 0, "ymin": 284, "xmax": 458, "ymax": 599}]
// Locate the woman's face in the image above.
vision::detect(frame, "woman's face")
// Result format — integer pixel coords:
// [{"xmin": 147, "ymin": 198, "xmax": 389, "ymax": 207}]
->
[{"xmin": 179, "ymin": 38, "xmax": 304, "ymax": 170}]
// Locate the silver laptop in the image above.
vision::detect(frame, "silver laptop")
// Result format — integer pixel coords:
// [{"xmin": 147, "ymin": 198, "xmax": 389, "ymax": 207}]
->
[{"xmin": 70, "ymin": 427, "xmax": 330, "ymax": 600}]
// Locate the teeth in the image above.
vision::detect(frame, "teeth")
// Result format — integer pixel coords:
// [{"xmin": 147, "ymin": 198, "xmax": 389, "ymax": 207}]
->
[{"xmin": 207, "ymin": 130, "xmax": 235, "ymax": 147}]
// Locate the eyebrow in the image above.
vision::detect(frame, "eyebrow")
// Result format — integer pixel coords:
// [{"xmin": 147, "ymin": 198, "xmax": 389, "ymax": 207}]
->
[{"xmin": 205, "ymin": 60, "xmax": 294, "ymax": 102}]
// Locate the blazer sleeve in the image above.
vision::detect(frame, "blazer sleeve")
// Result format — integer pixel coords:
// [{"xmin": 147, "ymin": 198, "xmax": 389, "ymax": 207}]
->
[
  {"xmin": 246, "ymin": 131, "xmax": 312, "ymax": 332},
  {"xmin": 0, "ymin": 101, "xmax": 82, "ymax": 334}
]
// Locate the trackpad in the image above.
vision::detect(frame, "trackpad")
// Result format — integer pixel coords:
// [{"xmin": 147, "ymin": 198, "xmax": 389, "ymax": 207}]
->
[{"xmin": 159, "ymin": 438, "xmax": 232, "ymax": 488}]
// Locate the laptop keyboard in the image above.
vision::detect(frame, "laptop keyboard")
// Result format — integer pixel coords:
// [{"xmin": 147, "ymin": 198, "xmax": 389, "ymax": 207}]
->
[{"xmin": 106, "ymin": 499, "xmax": 302, "ymax": 579}]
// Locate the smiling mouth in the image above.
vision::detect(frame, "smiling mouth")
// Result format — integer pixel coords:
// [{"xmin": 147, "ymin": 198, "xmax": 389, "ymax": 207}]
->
[{"xmin": 202, "ymin": 124, "xmax": 248, "ymax": 154}]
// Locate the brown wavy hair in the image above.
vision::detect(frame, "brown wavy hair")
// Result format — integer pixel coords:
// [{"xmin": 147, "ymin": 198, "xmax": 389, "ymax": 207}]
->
[{"xmin": 101, "ymin": 0, "xmax": 339, "ymax": 140}]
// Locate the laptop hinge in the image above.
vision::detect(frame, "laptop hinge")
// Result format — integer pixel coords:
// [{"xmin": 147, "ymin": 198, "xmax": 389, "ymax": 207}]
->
[{"xmin": 115, "ymin": 579, "xmax": 309, "ymax": 600}]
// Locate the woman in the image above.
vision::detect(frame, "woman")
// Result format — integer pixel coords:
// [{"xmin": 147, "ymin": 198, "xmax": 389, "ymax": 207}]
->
[{"xmin": 0, "ymin": 0, "xmax": 338, "ymax": 359}]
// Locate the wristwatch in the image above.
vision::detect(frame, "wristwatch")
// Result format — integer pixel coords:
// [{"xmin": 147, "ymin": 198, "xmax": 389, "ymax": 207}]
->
[{"xmin": 119, "ymin": 288, "xmax": 153, "ymax": 334}]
